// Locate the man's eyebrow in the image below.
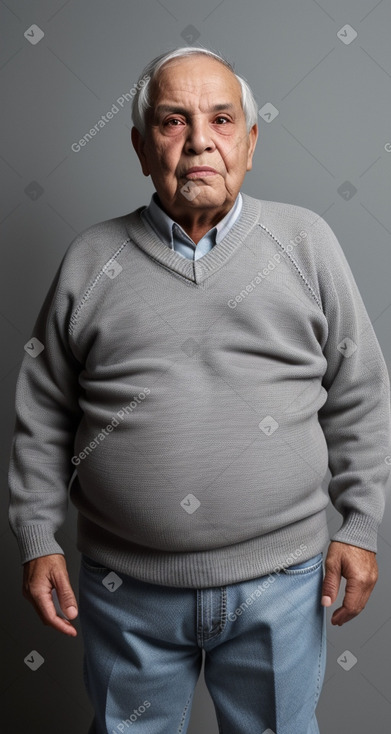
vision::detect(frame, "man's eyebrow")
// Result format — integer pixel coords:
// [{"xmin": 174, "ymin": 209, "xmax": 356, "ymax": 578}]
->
[{"xmin": 155, "ymin": 103, "xmax": 236, "ymax": 116}]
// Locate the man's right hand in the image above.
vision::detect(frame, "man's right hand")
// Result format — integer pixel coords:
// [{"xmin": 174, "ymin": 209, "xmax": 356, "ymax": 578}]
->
[{"xmin": 22, "ymin": 553, "xmax": 78, "ymax": 637}]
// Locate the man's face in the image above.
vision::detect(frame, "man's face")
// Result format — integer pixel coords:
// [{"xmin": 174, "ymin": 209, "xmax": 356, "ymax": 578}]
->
[{"xmin": 131, "ymin": 54, "xmax": 258, "ymax": 221}]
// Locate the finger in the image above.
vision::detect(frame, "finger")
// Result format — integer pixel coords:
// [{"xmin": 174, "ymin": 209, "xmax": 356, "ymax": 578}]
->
[
  {"xmin": 330, "ymin": 576, "xmax": 373, "ymax": 626},
  {"xmin": 321, "ymin": 560, "xmax": 342, "ymax": 607},
  {"xmin": 52, "ymin": 572, "xmax": 78, "ymax": 620},
  {"xmin": 331, "ymin": 606, "xmax": 355, "ymax": 626},
  {"xmin": 29, "ymin": 583, "xmax": 78, "ymax": 636}
]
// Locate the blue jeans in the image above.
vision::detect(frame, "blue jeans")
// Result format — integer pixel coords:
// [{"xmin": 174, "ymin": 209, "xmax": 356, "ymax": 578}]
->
[{"xmin": 78, "ymin": 552, "xmax": 326, "ymax": 734}]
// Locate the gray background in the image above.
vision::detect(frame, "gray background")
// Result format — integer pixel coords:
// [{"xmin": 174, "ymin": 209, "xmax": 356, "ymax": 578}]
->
[{"xmin": 1, "ymin": 0, "xmax": 391, "ymax": 731}]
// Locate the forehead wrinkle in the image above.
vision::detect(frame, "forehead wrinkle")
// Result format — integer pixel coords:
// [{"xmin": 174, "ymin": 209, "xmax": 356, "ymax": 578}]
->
[
  {"xmin": 155, "ymin": 101, "xmax": 237, "ymax": 116},
  {"xmin": 152, "ymin": 87, "xmax": 242, "ymax": 118},
  {"xmin": 153, "ymin": 60, "xmax": 242, "ymax": 102},
  {"xmin": 167, "ymin": 81, "xmax": 238, "ymax": 98}
]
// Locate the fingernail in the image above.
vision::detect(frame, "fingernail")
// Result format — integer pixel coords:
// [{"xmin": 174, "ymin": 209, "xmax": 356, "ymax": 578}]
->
[
  {"xmin": 65, "ymin": 605, "xmax": 78, "ymax": 616},
  {"xmin": 321, "ymin": 595, "xmax": 332, "ymax": 606}
]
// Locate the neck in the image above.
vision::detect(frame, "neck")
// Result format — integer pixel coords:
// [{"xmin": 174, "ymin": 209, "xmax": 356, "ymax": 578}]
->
[
  {"xmin": 177, "ymin": 218, "xmax": 218, "ymax": 244},
  {"xmin": 157, "ymin": 198, "xmax": 235, "ymax": 244}
]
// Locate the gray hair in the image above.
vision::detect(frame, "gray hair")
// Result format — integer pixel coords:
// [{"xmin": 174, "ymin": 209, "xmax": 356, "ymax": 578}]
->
[{"xmin": 131, "ymin": 46, "xmax": 258, "ymax": 138}]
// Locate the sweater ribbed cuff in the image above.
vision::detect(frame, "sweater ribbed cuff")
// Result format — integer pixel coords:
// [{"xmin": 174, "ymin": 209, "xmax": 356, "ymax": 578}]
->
[
  {"xmin": 14, "ymin": 525, "xmax": 64, "ymax": 565},
  {"xmin": 330, "ymin": 512, "xmax": 380, "ymax": 552}
]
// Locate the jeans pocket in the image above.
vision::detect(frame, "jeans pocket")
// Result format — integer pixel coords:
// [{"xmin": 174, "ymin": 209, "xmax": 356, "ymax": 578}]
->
[
  {"xmin": 282, "ymin": 552, "xmax": 323, "ymax": 575},
  {"xmin": 81, "ymin": 554, "xmax": 110, "ymax": 573}
]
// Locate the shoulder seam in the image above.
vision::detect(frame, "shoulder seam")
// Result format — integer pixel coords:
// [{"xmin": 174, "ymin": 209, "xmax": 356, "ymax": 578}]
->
[
  {"xmin": 68, "ymin": 237, "xmax": 131, "ymax": 337},
  {"xmin": 257, "ymin": 223, "xmax": 322, "ymax": 310}
]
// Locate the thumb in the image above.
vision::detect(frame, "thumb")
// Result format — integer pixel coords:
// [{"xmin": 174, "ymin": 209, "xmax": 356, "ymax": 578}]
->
[
  {"xmin": 54, "ymin": 572, "xmax": 78, "ymax": 619},
  {"xmin": 321, "ymin": 558, "xmax": 342, "ymax": 607}
]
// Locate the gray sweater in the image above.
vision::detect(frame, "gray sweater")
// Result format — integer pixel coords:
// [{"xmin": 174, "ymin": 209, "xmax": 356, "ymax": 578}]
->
[{"xmin": 8, "ymin": 193, "xmax": 391, "ymax": 588}]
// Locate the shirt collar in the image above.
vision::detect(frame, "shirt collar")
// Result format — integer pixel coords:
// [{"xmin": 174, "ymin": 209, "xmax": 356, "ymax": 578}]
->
[{"xmin": 140, "ymin": 191, "xmax": 243, "ymax": 250}]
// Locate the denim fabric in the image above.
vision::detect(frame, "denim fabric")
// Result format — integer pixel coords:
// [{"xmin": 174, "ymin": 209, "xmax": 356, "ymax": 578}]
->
[{"xmin": 78, "ymin": 552, "xmax": 326, "ymax": 734}]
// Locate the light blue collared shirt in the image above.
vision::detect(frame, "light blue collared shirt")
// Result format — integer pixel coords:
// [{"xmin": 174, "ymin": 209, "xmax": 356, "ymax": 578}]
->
[{"xmin": 140, "ymin": 191, "xmax": 243, "ymax": 261}]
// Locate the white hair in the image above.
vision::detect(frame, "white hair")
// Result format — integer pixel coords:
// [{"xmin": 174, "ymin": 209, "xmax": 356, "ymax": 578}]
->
[{"xmin": 131, "ymin": 46, "xmax": 258, "ymax": 137}]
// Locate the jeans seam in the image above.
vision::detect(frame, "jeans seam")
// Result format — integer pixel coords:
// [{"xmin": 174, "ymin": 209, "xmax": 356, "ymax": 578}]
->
[
  {"xmin": 197, "ymin": 587, "xmax": 228, "ymax": 646},
  {"xmin": 176, "ymin": 690, "xmax": 193, "ymax": 734},
  {"xmin": 314, "ymin": 608, "xmax": 326, "ymax": 709}
]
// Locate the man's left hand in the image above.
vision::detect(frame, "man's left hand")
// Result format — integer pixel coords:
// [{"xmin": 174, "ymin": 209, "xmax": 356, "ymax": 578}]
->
[{"xmin": 321, "ymin": 540, "xmax": 378, "ymax": 626}]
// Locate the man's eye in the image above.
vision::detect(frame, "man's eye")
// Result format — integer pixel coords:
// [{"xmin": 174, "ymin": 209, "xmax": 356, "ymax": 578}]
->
[
  {"xmin": 214, "ymin": 116, "xmax": 230, "ymax": 124},
  {"xmin": 164, "ymin": 118, "xmax": 183, "ymax": 126}
]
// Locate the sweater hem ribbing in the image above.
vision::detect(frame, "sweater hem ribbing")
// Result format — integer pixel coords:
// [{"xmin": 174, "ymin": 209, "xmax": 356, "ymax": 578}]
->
[
  {"xmin": 76, "ymin": 510, "xmax": 330, "ymax": 588},
  {"xmin": 14, "ymin": 524, "xmax": 65, "ymax": 565},
  {"xmin": 330, "ymin": 511, "xmax": 380, "ymax": 552}
]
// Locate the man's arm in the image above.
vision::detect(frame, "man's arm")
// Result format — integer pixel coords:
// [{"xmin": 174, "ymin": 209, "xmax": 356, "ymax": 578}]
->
[
  {"xmin": 312, "ymin": 216, "xmax": 391, "ymax": 623},
  {"xmin": 8, "ymin": 252, "xmax": 83, "ymax": 635}
]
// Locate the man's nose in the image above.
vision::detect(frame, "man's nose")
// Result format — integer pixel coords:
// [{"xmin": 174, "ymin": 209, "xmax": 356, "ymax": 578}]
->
[{"xmin": 184, "ymin": 120, "xmax": 215, "ymax": 154}]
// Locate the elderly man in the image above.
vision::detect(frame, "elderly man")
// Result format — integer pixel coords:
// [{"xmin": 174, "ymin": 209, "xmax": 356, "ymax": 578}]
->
[{"xmin": 8, "ymin": 47, "xmax": 390, "ymax": 734}]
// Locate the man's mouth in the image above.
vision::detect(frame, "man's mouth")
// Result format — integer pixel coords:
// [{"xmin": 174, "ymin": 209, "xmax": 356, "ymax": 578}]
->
[{"xmin": 185, "ymin": 167, "xmax": 219, "ymax": 178}]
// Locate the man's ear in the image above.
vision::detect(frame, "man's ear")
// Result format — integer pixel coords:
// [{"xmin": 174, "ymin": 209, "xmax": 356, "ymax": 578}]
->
[
  {"xmin": 246, "ymin": 123, "xmax": 258, "ymax": 171},
  {"xmin": 131, "ymin": 126, "xmax": 150, "ymax": 177}
]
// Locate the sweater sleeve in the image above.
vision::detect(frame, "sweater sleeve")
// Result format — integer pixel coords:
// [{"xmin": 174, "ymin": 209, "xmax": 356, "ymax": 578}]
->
[
  {"xmin": 314, "ymin": 217, "xmax": 391, "ymax": 552},
  {"xmin": 8, "ymin": 253, "xmax": 84, "ymax": 564}
]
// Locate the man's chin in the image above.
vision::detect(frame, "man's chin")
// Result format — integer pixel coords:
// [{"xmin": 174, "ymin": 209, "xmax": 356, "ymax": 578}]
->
[{"xmin": 177, "ymin": 185, "xmax": 228, "ymax": 209}]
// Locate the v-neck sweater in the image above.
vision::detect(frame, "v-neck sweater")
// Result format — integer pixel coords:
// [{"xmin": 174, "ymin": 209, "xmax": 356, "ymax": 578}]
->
[
  {"xmin": 8, "ymin": 192, "xmax": 391, "ymax": 587},
  {"xmin": 140, "ymin": 191, "xmax": 243, "ymax": 260}
]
